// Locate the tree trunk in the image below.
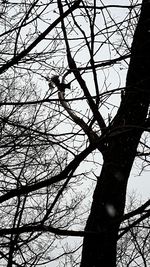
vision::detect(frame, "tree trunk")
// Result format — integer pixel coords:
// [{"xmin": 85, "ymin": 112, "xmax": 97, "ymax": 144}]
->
[{"xmin": 80, "ymin": 1, "xmax": 150, "ymax": 266}]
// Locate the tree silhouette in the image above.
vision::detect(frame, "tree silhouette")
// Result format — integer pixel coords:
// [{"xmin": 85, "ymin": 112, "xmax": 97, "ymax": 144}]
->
[{"xmin": 0, "ymin": 0, "xmax": 149, "ymax": 266}]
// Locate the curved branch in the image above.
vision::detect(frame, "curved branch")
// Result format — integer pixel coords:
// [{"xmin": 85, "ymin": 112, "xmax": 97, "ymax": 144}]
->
[
  {"xmin": 58, "ymin": 91, "xmax": 97, "ymax": 142},
  {"xmin": 57, "ymin": 0, "xmax": 106, "ymax": 133}
]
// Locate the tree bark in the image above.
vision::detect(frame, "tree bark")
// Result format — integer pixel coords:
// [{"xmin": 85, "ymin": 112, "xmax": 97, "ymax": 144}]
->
[{"xmin": 80, "ymin": 1, "xmax": 150, "ymax": 266}]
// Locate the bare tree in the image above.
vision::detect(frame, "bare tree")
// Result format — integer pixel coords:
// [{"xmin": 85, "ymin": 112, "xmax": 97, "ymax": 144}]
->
[
  {"xmin": 0, "ymin": 0, "xmax": 149, "ymax": 266},
  {"xmin": 117, "ymin": 194, "xmax": 150, "ymax": 267}
]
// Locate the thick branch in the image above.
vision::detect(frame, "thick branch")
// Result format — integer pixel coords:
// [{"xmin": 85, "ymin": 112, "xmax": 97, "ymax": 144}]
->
[
  {"xmin": 0, "ymin": 145, "xmax": 94, "ymax": 204},
  {"xmin": 58, "ymin": 91, "xmax": 98, "ymax": 142}
]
